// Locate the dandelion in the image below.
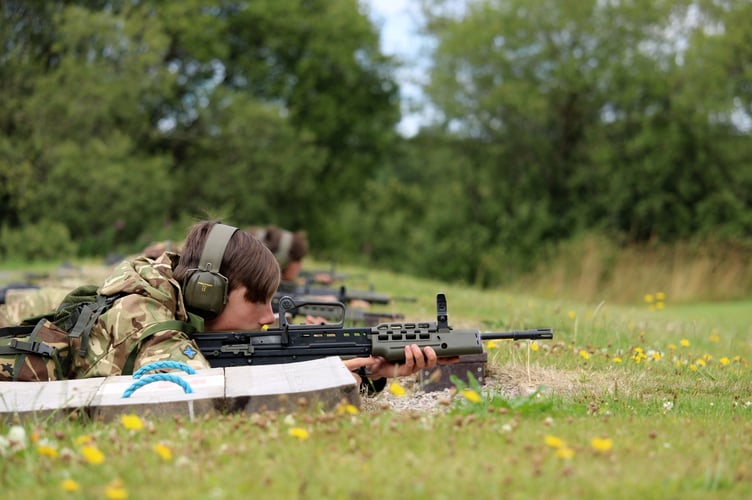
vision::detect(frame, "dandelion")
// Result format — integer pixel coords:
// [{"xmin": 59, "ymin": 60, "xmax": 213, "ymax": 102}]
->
[
  {"xmin": 579, "ymin": 350, "xmax": 590, "ymax": 360},
  {"xmin": 336, "ymin": 403, "xmax": 359, "ymax": 415},
  {"xmin": 105, "ymin": 479, "xmax": 128, "ymax": 499},
  {"xmin": 613, "ymin": 357, "xmax": 622, "ymax": 363},
  {"xmin": 75, "ymin": 435, "xmax": 94, "ymax": 446},
  {"xmin": 679, "ymin": 339, "xmax": 690, "ymax": 347},
  {"xmin": 486, "ymin": 340, "xmax": 499, "ymax": 350},
  {"xmin": 644, "ymin": 294, "xmax": 654, "ymax": 304},
  {"xmin": 153, "ymin": 443, "xmax": 173, "ymax": 462},
  {"xmin": 591, "ymin": 437, "xmax": 613, "ymax": 452},
  {"xmin": 709, "ymin": 333, "xmax": 720, "ymax": 343},
  {"xmin": 668, "ymin": 343, "xmax": 676, "ymax": 351},
  {"xmin": 690, "ymin": 364, "xmax": 697, "ymax": 371},
  {"xmin": 8, "ymin": 426, "xmax": 27, "ymax": 452},
  {"xmin": 656, "ymin": 292, "xmax": 665, "ymax": 301},
  {"xmin": 288, "ymin": 427, "xmax": 310, "ymax": 440},
  {"xmin": 556, "ymin": 447, "xmax": 575, "ymax": 459},
  {"xmin": 696, "ymin": 358, "xmax": 706, "ymax": 367},
  {"xmin": 461, "ymin": 388, "xmax": 482, "ymax": 404},
  {"xmin": 530, "ymin": 342, "xmax": 540, "ymax": 352},
  {"xmin": 656, "ymin": 302, "xmax": 664, "ymax": 310},
  {"xmin": 61, "ymin": 479, "xmax": 80, "ymax": 492},
  {"xmin": 719, "ymin": 357, "xmax": 730, "ymax": 366},
  {"xmin": 81, "ymin": 445, "xmax": 105, "ymax": 465},
  {"xmin": 703, "ymin": 353, "xmax": 713, "ymax": 362},
  {"xmin": 120, "ymin": 414, "xmax": 143, "ymax": 431},
  {"xmin": 567, "ymin": 310, "xmax": 576, "ymax": 320},
  {"xmin": 389, "ymin": 382, "xmax": 406, "ymax": 397},
  {"xmin": 651, "ymin": 351, "xmax": 662, "ymax": 361},
  {"xmin": 544, "ymin": 435, "xmax": 565, "ymax": 449},
  {"xmin": 37, "ymin": 443, "xmax": 59, "ymax": 459}
]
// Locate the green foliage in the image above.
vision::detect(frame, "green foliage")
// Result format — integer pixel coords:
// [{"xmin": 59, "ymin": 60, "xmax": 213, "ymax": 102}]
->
[{"xmin": 0, "ymin": 220, "xmax": 77, "ymax": 261}]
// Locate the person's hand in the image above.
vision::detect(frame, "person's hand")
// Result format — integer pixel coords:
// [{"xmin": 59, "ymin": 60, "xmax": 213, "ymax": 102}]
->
[{"xmin": 343, "ymin": 345, "xmax": 460, "ymax": 382}]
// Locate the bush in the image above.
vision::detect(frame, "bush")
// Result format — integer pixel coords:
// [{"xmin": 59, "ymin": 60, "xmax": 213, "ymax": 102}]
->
[{"xmin": 0, "ymin": 220, "xmax": 78, "ymax": 261}]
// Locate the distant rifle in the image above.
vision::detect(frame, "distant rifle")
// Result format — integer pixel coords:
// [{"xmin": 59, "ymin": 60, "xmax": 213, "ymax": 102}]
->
[
  {"xmin": 279, "ymin": 284, "xmax": 416, "ymax": 306},
  {"xmin": 298, "ymin": 261, "xmax": 367, "ymax": 285},
  {"xmin": 194, "ymin": 293, "xmax": 554, "ymax": 367},
  {"xmin": 271, "ymin": 295, "xmax": 405, "ymax": 326}
]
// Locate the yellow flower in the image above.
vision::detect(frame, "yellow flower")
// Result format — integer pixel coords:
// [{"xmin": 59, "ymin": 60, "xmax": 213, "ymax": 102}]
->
[
  {"xmin": 288, "ymin": 427, "xmax": 310, "ymax": 440},
  {"xmin": 709, "ymin": 333, "xmax": 720, "ymax": 343},
  {"xmin": 655, "ymin": 292, "xmax": 665, "ymax": 301},
  {"xmin": 37, "ymin": 444, "xmax": 59, "ymax": 459},
  {"xmin": 656, "ymin": 302, "xmax": 664, "ymax": 310},
  {"xmin": 120, "ymin": 414, "xmax": 143, "ymax": 431},
  {"xmin": 61, "ymin": 479, "xmax": 80, "ymax": 492},
  {"xmin": 567, "ymin": 310, "xmax": 576, "ymax": 320},
  {"xmin": 612, "ymin": 357, "xmax": 622, "ymax": 363},
  {"xmin": 651, "ymin": 352, "xmax": 662, "ymax": 361},
  {"xmin": 336, "ymin": 403, "xmax": 359, "ymax": 415},
  {"xmin": 105, "ymin": 479, "xmax": 128, "ymax": 499},
  {"xmin": 644, "ymin": 294, "xmax": 654, "ymax": 303},
  {"xmin": 486, "ymin": 339, "xmax": 499, "ymax": 350},
  {"xmin": 389, "ymin": 382, "xmax": 406, "ymax": 397},
  {"xmin": 703, "ymin": 353, "xmax": 713, "ymax": 362},
  {"xmin": 696, "ymin": 358, "xmax": 706, "ymax": 367},
  {"xmin": 75, "ymin": 435, "xmax": 94, "ymax": 446},
  {"xmin": 719, "ymin": 357, "xmax": 730, "ymax": 366},
  {"xmin": 668, "ymin": 343, "xmax": 676, "ymax": 351},
  {"xmin": 530, "ymin": 342, "xmax": 539, "ymax": 352},
  {"xmin": 153, "ymin": 443, "xmax": 172, "ymax": 462},
  {"xmin": 680, "ymin": 339, "xmax": 690, "ymax": 347},
  {"xmin": 690, "ymin": 364, "xmax": 697, "ymax": 371},
  {"xmin": 556, "ymin": 447, "xmax": 575, "ymax": 459},
  {"xmin": 544, "ymin": 435, "xmax": 565, "ymax": 449},
  {"xmin": 591, "ymin": 437, "xmax": 613, "ymax": 452},
  {"xmin": 461, "ymin": 388, "xmax": 482, "ymax": 404},
  {"xmin": 81, "ymin": 445, "xmax": 105, "ymax": 465},
  {"xmin": 579, "ymin": 350, "xmax": 590, "ymax": 360}
]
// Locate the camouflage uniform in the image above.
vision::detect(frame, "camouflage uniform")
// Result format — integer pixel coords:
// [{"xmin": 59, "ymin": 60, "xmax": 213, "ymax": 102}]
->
[
  {"xmin": 0, "ymin": 287, "xmax": 70, "ymax": 327},
  {"xmin": 73, "ymin": 252, "xmax": 210, "ymax": 378}
]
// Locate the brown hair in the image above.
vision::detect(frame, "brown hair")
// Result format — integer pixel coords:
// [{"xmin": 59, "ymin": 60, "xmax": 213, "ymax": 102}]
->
[
  {"xmin": 174, "ymin": 221, "xmax": 280, "ymax": 303},
  {"xmin": 248, "ymin": 226, "xmax": 308, "ymax": 270}
]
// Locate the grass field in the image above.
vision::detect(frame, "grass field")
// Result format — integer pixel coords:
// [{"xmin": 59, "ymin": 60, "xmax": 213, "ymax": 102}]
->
[{"xmin": 1, "ymin": 259, "xmax": 751, "ymax": 498}]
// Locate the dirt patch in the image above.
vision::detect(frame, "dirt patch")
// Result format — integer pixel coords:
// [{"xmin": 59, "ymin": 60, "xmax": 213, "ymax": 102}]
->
[{"xmin": 361, "ymin": 362, "xmax": 632, "ymax": 414}]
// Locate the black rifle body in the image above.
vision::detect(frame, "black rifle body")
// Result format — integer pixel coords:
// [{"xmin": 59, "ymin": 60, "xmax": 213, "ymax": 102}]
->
[{"xmin": 194, "ymin": 294, "xmax": 553, "ymax": 367}]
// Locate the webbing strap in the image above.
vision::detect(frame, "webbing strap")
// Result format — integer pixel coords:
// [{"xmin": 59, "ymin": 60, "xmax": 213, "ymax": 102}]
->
[
  {"xmin": 0, "ymin": 325, "xmax": 35, "ymax": 338},
  {"xmin": 68, "ymin": 294, "xmax": 112, "ymax": 357},
  {"xmin": 11, "ymin": 319, "xmax": 64, "ymax": 381}
]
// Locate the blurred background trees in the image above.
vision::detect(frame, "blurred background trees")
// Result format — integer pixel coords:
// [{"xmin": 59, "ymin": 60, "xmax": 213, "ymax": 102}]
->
[{"xmin": 1, "ymin": 0, "xmax": 750, "ymax": 301}]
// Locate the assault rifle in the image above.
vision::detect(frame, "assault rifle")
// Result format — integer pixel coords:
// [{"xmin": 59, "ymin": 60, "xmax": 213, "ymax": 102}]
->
[
  {"xmin": 277, "ymin": 283, "xmax": 415, "ymax": 306},
  {"xmin": 193, "ymin": 293, "xmax": 554, "ymax": 367},
  {"xmin": 298, "ymin": 261, "xmax": 367, "ymax": 285},
  {"xmin": 272, "ymin": 295, "xmax": 405, "ymax": 326}
]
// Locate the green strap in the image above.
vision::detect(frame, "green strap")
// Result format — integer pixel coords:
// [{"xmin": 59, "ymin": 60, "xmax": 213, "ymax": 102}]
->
[
  {"xmin": 122, "ymin": 320, "xmax": 197, "ymax": 376},
  {"xmin": 68, "ymin": 294, "xmax": 113, "ymax": 357},
  {"xmin": 11, "ymin": 319, "xmax": 64, "ymax": 381}
]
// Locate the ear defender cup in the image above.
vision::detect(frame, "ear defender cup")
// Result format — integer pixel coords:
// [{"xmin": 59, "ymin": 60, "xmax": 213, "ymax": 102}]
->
[{"xmin": 183, "ymin": 223, "xmax": 238, "ymax": 319}]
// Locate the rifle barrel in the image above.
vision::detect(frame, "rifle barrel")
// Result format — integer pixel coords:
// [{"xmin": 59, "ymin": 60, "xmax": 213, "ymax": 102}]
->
[{"xmin": 480, "ymin": 328, "xmax": 554, "ymax": 341}]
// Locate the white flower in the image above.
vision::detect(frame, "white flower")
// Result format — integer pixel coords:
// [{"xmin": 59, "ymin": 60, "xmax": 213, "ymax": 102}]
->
[{"xmin": 7, "ymin": 426, "xmax": 27, "ymax": 451}]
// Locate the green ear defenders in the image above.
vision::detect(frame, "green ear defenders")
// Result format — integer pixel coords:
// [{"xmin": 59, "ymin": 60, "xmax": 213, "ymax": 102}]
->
[{"xmin": 183, "ymin": 223, "xmax": 238, "ymax": 319}]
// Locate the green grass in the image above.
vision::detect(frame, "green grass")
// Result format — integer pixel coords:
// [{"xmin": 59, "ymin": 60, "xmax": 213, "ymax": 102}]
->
[{"xmin": 1, "ymin": 258, "xmax": 751, "ymax": 498}]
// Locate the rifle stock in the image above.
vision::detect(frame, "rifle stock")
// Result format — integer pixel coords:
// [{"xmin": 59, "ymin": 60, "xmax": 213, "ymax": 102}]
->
[{"xmin": 194, "ymin": 293, "xmax": 553, "ymax": 367}]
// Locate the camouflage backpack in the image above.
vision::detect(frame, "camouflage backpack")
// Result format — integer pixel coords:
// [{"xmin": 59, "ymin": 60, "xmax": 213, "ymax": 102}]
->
[{"xmin": 0, "ymin": 285, "xmax": 119, "ymax": 381}]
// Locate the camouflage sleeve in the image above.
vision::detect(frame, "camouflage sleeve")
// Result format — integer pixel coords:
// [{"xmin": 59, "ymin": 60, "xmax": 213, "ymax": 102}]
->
[
  {"xmin": 81, "ymin": 293, "xmax": 209, "ymax": 377},
  {"xmin": 134, "ymin": 329, "xmax": 210, "ymax": 372}
]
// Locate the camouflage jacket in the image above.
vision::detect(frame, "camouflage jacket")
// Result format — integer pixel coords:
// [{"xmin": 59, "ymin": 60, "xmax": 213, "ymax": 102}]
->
[{"xmin": 74, "ymin": 252, "xmax": 210, "ymax": 378}]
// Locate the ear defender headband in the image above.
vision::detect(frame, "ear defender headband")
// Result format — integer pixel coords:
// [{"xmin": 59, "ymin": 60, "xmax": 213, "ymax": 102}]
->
[
  {"xmin": 183, "ymin": 223, "xmax": 238, "ymax": 319},
  {"xmin": 253, "ymin": 228, "xmax": 293, "ymax": 268}
]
